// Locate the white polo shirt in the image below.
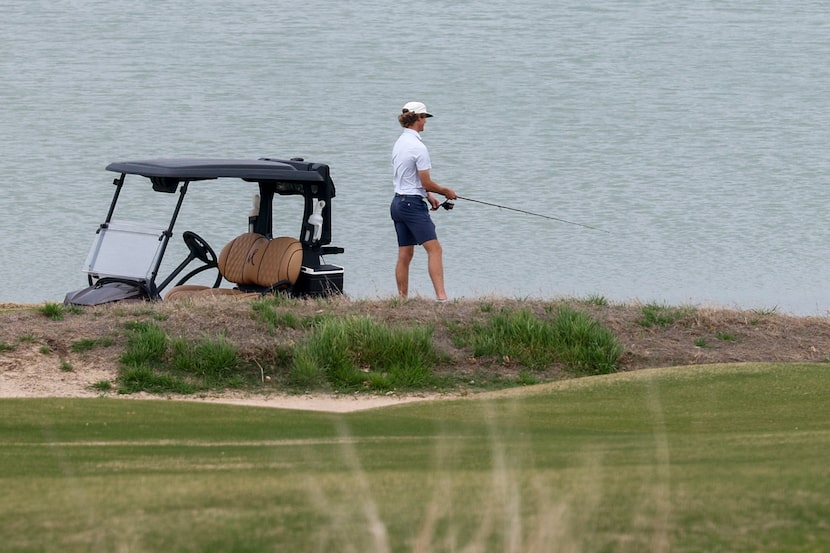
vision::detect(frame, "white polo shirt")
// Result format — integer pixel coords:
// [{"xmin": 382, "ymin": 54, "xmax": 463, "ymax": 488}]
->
[{"xmin": 392, "ymin": 128, "xmax": 431, "ymax": 196}]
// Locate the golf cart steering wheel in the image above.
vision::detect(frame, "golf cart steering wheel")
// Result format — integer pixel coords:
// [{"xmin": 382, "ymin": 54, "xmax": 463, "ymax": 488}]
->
[
  {"xmin": 155, "ymin": 231, "xmax": 223, "ymax": 291},
  {"xmin": 183, "ymin": 230, "xmax": 217, "ymax": 265}
]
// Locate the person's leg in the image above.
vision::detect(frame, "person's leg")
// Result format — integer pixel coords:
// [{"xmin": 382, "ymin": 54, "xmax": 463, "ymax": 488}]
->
[
  {"xmin": 422, "ymin": 239, "xmax": 447, "ymax": 300},
  {"xmin": 396, "ymin": 245, "xmax": 415, "ymax": 298},
  {"xmin": 391, "ymin": 196, "xmax": 417, "ymax": 298}
]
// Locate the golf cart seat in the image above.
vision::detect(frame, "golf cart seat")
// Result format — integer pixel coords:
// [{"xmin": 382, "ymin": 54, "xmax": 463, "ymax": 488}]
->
[{"xmin": 165, "ymin": 232, "xmax": 303, "ymax": 301}]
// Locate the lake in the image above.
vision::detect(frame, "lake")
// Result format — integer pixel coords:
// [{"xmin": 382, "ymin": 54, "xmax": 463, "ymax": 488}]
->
[{"xmin": 2, "ymin": 0, "xmax": 829, "ymax": 314}]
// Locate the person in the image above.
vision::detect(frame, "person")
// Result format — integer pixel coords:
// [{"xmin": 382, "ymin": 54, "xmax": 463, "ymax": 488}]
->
[{"xmin": 390, "ymin": 101, "xmax": 458, "ymax": 301}]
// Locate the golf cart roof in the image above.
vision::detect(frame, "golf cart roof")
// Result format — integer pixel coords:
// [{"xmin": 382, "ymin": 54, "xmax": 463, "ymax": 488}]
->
[{"xmin": 105, "ymin": 158, "xmax": 327, "ymax": 183}]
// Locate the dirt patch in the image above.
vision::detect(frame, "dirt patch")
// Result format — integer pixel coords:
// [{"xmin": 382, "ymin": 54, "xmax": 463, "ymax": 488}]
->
[{"xmin": 2, "ymin": 297, "xmax": 829, "ymax": 412}]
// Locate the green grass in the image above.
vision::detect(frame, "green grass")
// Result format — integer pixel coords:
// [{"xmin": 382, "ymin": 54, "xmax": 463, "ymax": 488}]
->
[
  {"xmin": 753, "ymin": 306, "xmax": 779, "ymax": 317},
  {"xmin": 36, "ymin": 302, "xmax": 82, "ymax": 320},
  {"xmin": 119, "ymin": 364, "xmax": 196, "ymax": 394},
  {"xmin": 581, "ymin": 293, "xmax": 609, "ymax": 306},
  {"xmin": 115, "ymin": 314, "xmax": 448, "ymax": 394},
  {"xmin": 251, "ymin": 297, "xmax": 329, "ymax": 332},
  {"xmin": 37, "ymin": 301, "xmax": 66, "ymax": 320},
  {"xmin": 290, "ymin": 316, "xmax": 443, "ymax": 390},
  {"xmin": 453, "ymin": 306, "xmax": 621, "ymax": 374},
  {"xmin": 117, "ymin": 321, "xmax": 252, "ymax": 393},
  {"xmin": 170, "ymin": 334, "xmax": 244, "ymax": 387},
  {"xmin": 120, "ymin": 320, "xmax": 168, "ymax": 367},
  {"xmin": 638, "ymin": 302, "xmax": 694, "ymax": 328},
  {"xmin": 91, "ymin": 380, "xmax": 112, "ymax": 392},
  {"xmin": 70, "ymin": 336, "xmax": 114, "ymax": 353},
  {"xmin": 1, "ymin": 363, "xmax": 828, "ymax": 552},
  {"xmin": 695, "ymin": 332, "xmax": 738, "ymax": 349}
]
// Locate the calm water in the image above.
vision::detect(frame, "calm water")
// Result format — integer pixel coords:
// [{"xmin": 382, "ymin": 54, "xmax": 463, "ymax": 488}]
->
[{"xmin": 2, "ymin": 0, "xmax": 829, "ymax": 314}]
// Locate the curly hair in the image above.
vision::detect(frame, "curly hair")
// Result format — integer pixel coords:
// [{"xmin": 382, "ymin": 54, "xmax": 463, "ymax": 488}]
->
[{"xmin": 398, "ymin": 109, "xmax": 423, "ymax": 128}]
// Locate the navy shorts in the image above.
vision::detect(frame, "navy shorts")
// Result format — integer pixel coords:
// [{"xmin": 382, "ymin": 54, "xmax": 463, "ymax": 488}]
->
[{"xmin": 390, "ymin": 194, "xmax": 437, "ymax": 247}]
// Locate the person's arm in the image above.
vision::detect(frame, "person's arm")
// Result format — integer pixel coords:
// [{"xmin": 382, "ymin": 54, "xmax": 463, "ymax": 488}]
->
[{"xmin": 418, "ymin": 168, "xmax": 457, "ymax": 201}]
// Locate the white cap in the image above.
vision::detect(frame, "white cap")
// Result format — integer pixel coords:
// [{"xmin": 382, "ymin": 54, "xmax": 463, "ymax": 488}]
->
[{"xmin": 402, "ymin": 101, "xmax": 433, "ymax": 117}]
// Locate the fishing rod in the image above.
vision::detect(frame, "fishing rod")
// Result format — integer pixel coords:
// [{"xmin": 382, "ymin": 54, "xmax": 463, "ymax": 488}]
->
[{"xmin": 438, "ymin": 196, "xmax": 609, "ymax": 234}]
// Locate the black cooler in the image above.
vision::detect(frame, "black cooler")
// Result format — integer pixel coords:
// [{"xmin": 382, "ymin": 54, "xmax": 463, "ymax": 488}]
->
[{"xmin": 295, "ymin": 264, "xmax": 344, "ymax": 296}]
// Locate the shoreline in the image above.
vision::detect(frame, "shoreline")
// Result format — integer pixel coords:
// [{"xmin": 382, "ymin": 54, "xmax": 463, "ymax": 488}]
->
[{"xmin": 4, "ymin": 297, "xmax": 830, "ymax": 412}]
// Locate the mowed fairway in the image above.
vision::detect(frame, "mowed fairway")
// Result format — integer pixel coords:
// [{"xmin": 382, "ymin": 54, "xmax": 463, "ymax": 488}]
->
[{"xmin": 2, "ymin": 363, "xmax": 829, "ymax": 552}]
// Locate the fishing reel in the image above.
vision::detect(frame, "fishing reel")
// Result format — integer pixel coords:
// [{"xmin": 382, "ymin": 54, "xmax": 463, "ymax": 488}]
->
[{"xmin": 439, "ymin": 200, "xmax": 454, "ymax": 211}]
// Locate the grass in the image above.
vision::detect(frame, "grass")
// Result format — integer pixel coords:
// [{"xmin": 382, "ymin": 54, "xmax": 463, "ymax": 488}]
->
[
  {"xmin": 91, "ymin": 380, "xmax": 112, "ymax": 392},
  {"xmin": 638, "ymin": 302, "xmax": 695, "ymax": 328},
  {"xmin": 695, "ymin": 332, "xmax": 738, "ymax": 349},
  {"xmin": 251, "ymin": 294, "xmax": 321, "ymax": 331},
  {"xmin": 123, "ymin": 299, "xmax": 620, "ymax": 395},
  {"xmin": 70, "ymin": 336, "xmax": 114, "ymax": 353},
  {"xmin": 37, "ymin": 301, "xmax": 82, "ymax": 321},
  {"xmin": 120, "ymin": 320, "xmax": 167, "ymax": 367},
  {"xmin": 115, "ymin": 315, "xmax": 447, "ymax": 393},
  {"xmin": 37, "ymin": 301, "xmax": 66, "ymax": 320},
  {"xmin": 117, "ymin": 321, "xmax": 250, "ymax": 393},
  {"xmin": 581, "ymin": 293, "xmax": 609, "ymax": 306},
  {"xmin": 170, "ymin": 334, "xmax": 245, "ymax": 388},
  {"xmin": 290, "ymin": 316, "xmax": 444, "ymax": 390},
  {"xmin": 452, "ymin": 306, "xmax": 621, "ymax": 374},
  {"xmin": 694, "ymin": 337, "xmax": 711, "ymax": 348},
  {"xmin": 119, "ymin": 364, "xmax": 196, "ymax": 394},
  {"xmin": 92, "ymin": 299, "xmax": 650, "ymax": 397},
  {"xmin": 1, "ymin": 362, "xmax": 828, "ymax": 552}
]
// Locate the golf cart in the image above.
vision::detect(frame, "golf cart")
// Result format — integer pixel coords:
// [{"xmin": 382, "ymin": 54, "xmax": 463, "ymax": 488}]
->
[{"xmin": 65, "ymin": 157, "xmax": 344, "ymax": 306}]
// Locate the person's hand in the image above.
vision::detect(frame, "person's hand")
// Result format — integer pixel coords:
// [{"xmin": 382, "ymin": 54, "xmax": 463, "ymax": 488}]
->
[
  {"xmin": 427, "ymin": 193, "xmax": 441, "ymax": 210},
  {"xmin": 443, "ymin": 187, "xmax": 458, "ymax": 201}
]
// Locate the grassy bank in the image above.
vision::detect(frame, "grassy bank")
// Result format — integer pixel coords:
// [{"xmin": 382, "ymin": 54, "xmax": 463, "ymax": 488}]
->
[
  {"xmin": 2, "ymin": 362, "xmax": 829, "ymax": 551},
  {"xmin": 2, "ymin": 295, "xmax": 830, "ymax": 398}
]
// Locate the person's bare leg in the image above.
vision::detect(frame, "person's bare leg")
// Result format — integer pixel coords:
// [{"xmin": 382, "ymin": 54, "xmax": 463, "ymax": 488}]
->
[
  {"xmin": 422, "ymin": 239, "xmax": 447, "ymax": 300},
  {"xmin": 395, "ymin": 246, "xmax": 415, "ymax": 298}
]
